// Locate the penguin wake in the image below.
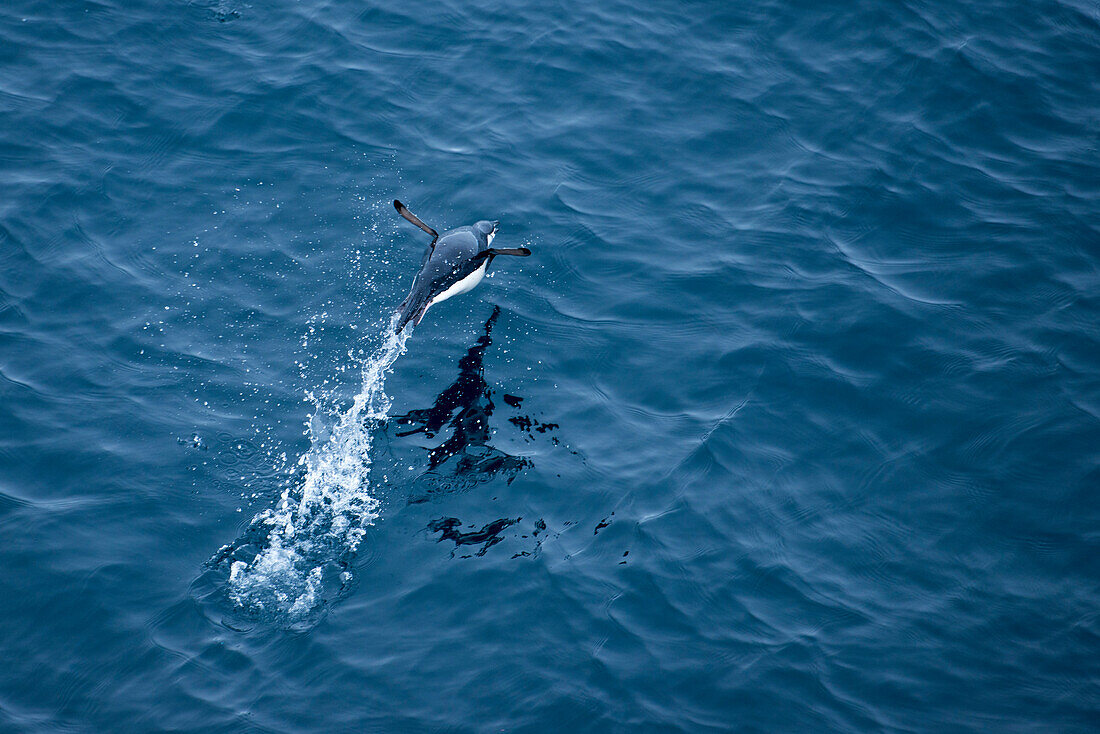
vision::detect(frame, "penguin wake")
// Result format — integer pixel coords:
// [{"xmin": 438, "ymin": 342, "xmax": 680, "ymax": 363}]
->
[{"xmin": 221, "ymin": 317, "xmax": 408, "ymax": 620}]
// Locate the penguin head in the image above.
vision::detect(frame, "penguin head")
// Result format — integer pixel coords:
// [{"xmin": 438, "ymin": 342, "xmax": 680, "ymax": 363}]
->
[{"xmin": 474, "ymin": 220, "xmax": 499, "ymax": 243}]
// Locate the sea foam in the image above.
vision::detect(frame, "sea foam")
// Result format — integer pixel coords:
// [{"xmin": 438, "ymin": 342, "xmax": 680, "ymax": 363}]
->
[{"xmin": 227, "ymin": 317, "xmax": 408, "ymax": 619}]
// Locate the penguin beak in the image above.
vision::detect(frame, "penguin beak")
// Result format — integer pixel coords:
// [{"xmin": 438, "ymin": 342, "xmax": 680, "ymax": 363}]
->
[{"xmin": 491, "ymin": 221, "xmax": 500, "ymax": 234}]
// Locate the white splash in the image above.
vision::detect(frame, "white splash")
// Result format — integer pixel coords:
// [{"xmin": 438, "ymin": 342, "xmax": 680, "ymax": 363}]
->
[{"xmin": 228, "ymin": 317, "xmax": 408, "ymax": 619}]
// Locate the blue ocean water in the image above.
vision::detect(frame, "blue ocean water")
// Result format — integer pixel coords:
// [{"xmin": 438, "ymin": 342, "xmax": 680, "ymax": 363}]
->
[{"xmin": 1, "ymin": 0, "xmax": 1098, "ymax": 730}]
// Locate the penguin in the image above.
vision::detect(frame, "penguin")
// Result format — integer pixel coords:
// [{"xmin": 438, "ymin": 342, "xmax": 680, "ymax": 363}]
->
[{"xmin": 392, "ymin": 199, "xmax": 530, "ymax": 334}]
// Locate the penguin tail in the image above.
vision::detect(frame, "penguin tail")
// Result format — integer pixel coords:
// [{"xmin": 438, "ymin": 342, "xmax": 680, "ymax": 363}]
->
[{"xmin": 394, "ymin": 292, "xmax": 431, "ymax": 334}]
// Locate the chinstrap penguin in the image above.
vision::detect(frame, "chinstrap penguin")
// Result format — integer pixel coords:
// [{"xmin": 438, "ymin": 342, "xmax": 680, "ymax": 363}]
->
[{"xmin": 392, "ymin": 199, "xmax": 530, "ymax": 334}]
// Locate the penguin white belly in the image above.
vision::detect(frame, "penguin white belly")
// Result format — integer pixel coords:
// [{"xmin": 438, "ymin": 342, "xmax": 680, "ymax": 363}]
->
[{"xmin": 429, "ymin": 262, "xmax": 488, "ymax": 308}]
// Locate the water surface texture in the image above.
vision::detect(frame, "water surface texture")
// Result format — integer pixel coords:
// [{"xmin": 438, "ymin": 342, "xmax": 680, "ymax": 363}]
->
[{"xmin": 1, "ymin": 0, "xmax": 1098, "ymax": 731}]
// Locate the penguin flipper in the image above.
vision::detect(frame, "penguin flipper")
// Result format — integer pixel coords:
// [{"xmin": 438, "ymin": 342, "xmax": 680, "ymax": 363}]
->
[
  {"xmin": 472, "ymin": 247, "xmax": 532, "ymax": 267},
  {"xmin": 394, "ymin": 200, "xmax": 438, "ymax": 242}
]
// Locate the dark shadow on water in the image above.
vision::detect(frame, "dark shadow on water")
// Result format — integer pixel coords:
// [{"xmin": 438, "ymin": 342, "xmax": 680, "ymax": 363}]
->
[
  {"xmin": 428, "ymin": 516, "xmax": 553, "ymax": 560},
  {"xmin": 389, "ymin": 306, "xmax": 530, "ymax": 503},
  {"xmin": 383, "ymin": 307, "xmax": 572, "ymax": 560},
  {"xmin": 427, "ymin": 517, "xmax": 520, "ymax": 557}
]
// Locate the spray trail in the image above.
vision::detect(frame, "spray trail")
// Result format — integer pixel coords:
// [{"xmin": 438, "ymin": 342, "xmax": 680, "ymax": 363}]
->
[{"xmin": 226, "ymin": 316, "xmax": 408, "ymax": 620}]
